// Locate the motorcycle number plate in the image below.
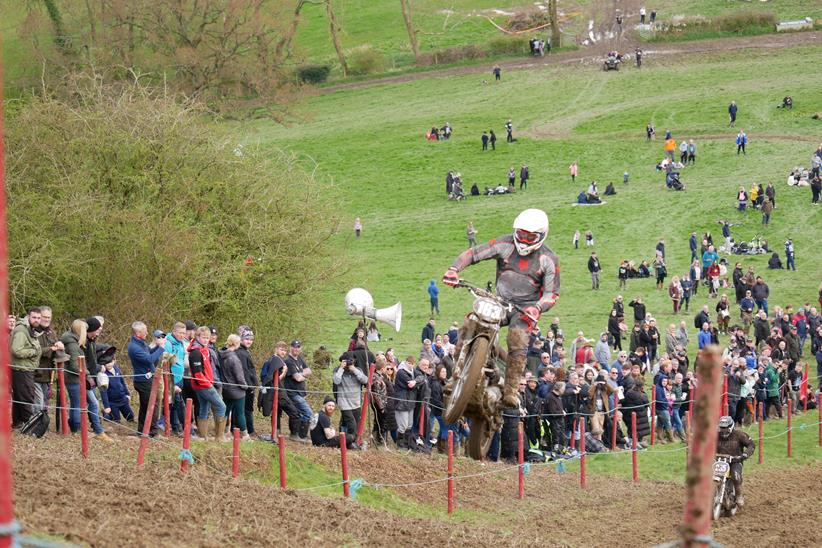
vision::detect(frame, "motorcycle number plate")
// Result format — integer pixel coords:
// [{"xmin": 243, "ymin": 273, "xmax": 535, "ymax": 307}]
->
[
  {"xmin": 713, "ymin": 461, "xmax": 730, "ymax": 475},
  {"xmin": 474, "ymin": 298, "xmax": 505, "ymax": 323}
]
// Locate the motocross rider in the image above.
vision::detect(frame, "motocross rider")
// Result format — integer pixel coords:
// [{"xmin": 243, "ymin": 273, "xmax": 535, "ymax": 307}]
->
[
  {"xmin": 716, "ymin": 415, "xmax": 755, "ymax": 506},
  {"xmin": 443, "ymin": 209, "xmax": 559, "ymax": 408}
]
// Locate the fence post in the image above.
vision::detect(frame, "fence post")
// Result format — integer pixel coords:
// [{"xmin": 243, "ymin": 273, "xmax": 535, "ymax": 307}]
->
[
  {"xmin": 722, "ymin": 375, "xmax": 729, "ymax": 416},
  {"xmin": 232, "ymin": 428, "xmax": 241, "ymax": 478},
  {"xmin": 517, "ymin": 422, "xmax": 524, "ymax": 499},
  {"xmin": 78, "ymin": 356, "xmax": 89, "ymax": 459},
  {"xmin": 786, "ymin": 403, "xmax": 793, "ymax": 457},
  {"xmin": 680, "ymin": 346, "xmax": 723, "ymax": 548},
  {"xmin": 163, "ymin": 370, "xmax": 171, "ymax": 437},
  {"xmin": 569, "ymin": 418, "xmax": 577, "ymax": 450},
  {"xmin": 57, "ymin": 362, "xmax": 69, "ymax": 436},
  {"xmin": 631, "ymin": 412, "xmax": 638, "ymax": 483},
  {"xmin": 447, "ymin": 430, "xmax": 454, "ymax": 514},
  {"xmin": 650, "ymin": 397, "xmax": 656, "ymax": 446},
  {"xmin": 579, "ymin": 419, "xmax": 587, "ymax": 489},
  {"xmin": 418, "ymin": 401, "xmax": 426, "ymax": 438},
  {"xmin": 271, "ymin": 370, "xmax": 280, "ymax": 437},
  {"xmin": 757, "ymin": 402, "xmax": 764, "ymax": 465},
  {"xmin": 356, "ymin": 363, "xmax": 376, "ymax": 447},
  {"xmin": 181, "ymin": 398, "xmax": 192, "ymax": 474},
  {"xmin": 278, "ymin": 435, "xmax": 287, "ymax": 490},
  {"xmin": 136, "ymin": 365, "xmax": 162, "ymax": 465},
  {"xmin": 818, "ymin": 394, "xmax": 822, "ymax": 447},
  {"xmin": 340, "ymin": 434, "xmax": 350, "ymax": 498}
]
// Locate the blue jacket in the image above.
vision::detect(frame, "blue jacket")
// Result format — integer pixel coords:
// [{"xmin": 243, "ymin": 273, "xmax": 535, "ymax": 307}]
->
[
  {"xmin": 702, "ymin": 250, "xmax": 718, "ymax": 269},
  {"xmin": 164, "ymin": 333, "xmax": 187, "ymax": 384},
  {"xmin": 428, "ymin": 281, "xmax": 439, "ymax": 300},
  {"xmin": 735, "ymin": 133, "xmax": 747, "ymax": 145},
  {"xmin": 654, "ymin": 383, "xmax": 668, "ymax": 413},
  {"xmin": 689, "ymin": 235, "xmax": 697, "ymax": 251},
  {"xmin": 698, "ymin": 330, "xmax": 712, "ymax": 349},
  {"xmin": 100, "ymin": 365, "xmax": 130, "ymax": 407},
  {"xmin": 127, "ymin": 336, "xmax": 165, "ymax": 384}
]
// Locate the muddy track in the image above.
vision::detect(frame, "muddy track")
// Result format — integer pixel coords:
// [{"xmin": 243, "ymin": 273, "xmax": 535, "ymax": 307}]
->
[{"xmin": 321, "ymin": 31, "xmax": 820, "ymax": 94}]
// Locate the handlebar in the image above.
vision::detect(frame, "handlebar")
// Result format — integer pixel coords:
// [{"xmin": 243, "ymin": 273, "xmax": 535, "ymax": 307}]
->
[{"xmin": 456, "ymin": 280, "xmax": 536, "ymax": 321}]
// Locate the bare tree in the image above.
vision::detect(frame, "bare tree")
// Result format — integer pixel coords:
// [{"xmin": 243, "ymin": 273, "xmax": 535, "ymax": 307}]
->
[
  {"xmin": 549, "ymin": 0, "xmax": 561, "ymax": 48},
  {"xmin": 399, "ymin": 0, "xmax": 420, "ymax": 61},
  {"xmin": 326, "ymin": 0, "xmax": 348, "ymax": 77}
]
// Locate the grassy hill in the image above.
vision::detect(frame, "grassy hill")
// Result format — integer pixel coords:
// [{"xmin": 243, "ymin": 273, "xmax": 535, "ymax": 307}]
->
[{"xmin": 245, "ymin": 44, "xmax": 822, "ymax": 355}]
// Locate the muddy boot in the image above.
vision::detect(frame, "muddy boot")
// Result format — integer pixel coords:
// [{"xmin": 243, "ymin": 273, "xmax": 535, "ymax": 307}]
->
[
  {"xmin": 241, "ymin": 430, "xmax": 252, "ymax": 441},
  {"xmin": 655, "ymin": 427, "xmax": 667, "ymax": 444},
  {"xmin": 665, "ymin": 429, "xmax": 676, "ymax": 443},
  {"xmin": 288, "ymin": 418, "xmax": 302, "ymax": 442},
  {"xmin": 298, "ymin": 421, "xmax": 311, "ymax": 444},
  {"xmin": 396, "ymin": 431, "xmax": 407, "ymax": 450},
  {"xmin": 214, "ymin": 417, "xmax": 228, "ymax": 442},
  {"xmin": 735, "ymin": 483, "xmax": 744, "ymax": 507},
  {"xmin": 675, "ymin": 430, "xmax": 687, "ymax": 443},
  {"xmin": 195, "ymin": 418, "xmax": 210, "ymax": 441},
  {"xmin": 502, "ymin": 329, "xmax": 529, "ymax": 408}
]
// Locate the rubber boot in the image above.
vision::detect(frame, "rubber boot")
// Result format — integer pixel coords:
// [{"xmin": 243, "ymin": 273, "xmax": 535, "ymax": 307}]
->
[
  {"xmin": 195, "ymin": 418, "xmax": 210, "ymax": 441},
  {"xmin": 665, "ymin": 429, "xmax": 676, "ymax": 443},
  {"xmin": 288, "ymin": 418, "xmax": 302, "ymax": 442},
  {"xmin": 736, "ymin": 482, "xmax": 745, "ymax": 507},
  {"xmin": 502, "ymin": 328, "xmax": 529, "ymax": 408},
  {"xmin": 655, "ymin": 427, "xmax": 668, "ymax": 444},
  {"xmin": 214, "ymin": 416, "xmax": 228, "ymax": 442},
  {"xmin": 675, "ymin": 430, "xmax": 687, "ymax": 443},
  {"xmin": 298, "ymin": 421, "xmax": 311, "ymax": 444},
  {"xmin": 396, "ymin": 431, "xmax": 407, "ymax": 450}
]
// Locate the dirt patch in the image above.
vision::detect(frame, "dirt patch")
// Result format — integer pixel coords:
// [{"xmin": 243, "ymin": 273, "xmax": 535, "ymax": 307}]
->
[
  {"xmin": 321, "ymin": 31, "xmax": 821, "ymax": 95},
  {"xmin": 11, "ymin": 434, "xmax": 821, "ymax": 546}
]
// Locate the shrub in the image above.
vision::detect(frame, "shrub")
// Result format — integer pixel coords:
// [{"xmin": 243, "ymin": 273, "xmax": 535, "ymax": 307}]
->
[
  {"xmin": 714, "ymin": 11, "xmax": 776, "ymax": 32},
  {"xmin": 5, "ymin": 81, "xmax": 340, "ymax": 351},
  {"xmin": 297, "ymin": 64, "xmax": 331, "ymax": 84},
  {"xmin": 487, "ymin": 36, "xmax": 530, "ymax": 56},
  {"xmin": 416, "ymin": 45, "xmax": 486, "ymax": 66},
  {"xmin": 348, "ymin": 46, "xmax": 387, "ymax": 75},
  {"xmin": 506, "ymin": 10, "xmax": 552, "ymax": 32}
]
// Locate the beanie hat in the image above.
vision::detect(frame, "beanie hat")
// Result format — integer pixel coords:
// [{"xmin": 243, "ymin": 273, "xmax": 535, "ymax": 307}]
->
[
  {"xmin": 85, "ymin": 317, "xmax": 102, "ymax": 332},
  {"xmin": 323, "ymin": 395, "xmax": 335, "ymax": 405}
]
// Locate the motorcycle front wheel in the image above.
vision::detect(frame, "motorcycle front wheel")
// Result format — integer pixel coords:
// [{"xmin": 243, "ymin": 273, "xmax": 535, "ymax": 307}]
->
[
  {"xmin": 712, "ymin": 483, "xmax": 724, "ymax": 520},
  {"xmin": 467, "ymin": 416, "xmax": 493, "ymax": 460},
  {"xmin": 444, "ymin": 336, "xmax": 490, "ymax": 424}
]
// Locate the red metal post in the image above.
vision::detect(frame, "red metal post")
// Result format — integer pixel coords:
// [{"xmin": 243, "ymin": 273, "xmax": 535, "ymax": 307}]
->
[
  {"xmin": 681, "ymin": 346, "xmax": 724, "ymax": 548},
  {"xmin": 271, "ymin": 370, "xmax": 280, "ymax": 437},
  {"xmin": 136, "ymin": 367, "xmax": 162, "ymax": 465},
  {"xmin": 356, "ymin": 363, "xmax": 376, "ymax": 446},
  {"xmin": 78, "ymin": 356, "xmax": 89, "ymax": 459},
  {"xmin": 181, "ymin": 398, "xmax": 192, "ymax": 473},
  {"xmin": 757, "ymin": 402, "xmax": 763, "ymax": 465},
  {"xmin": 232, "ymin": 428, "xmax": 240, "ymax": 478},
  {"xmin": 569, "ymin": 418, "xmax": 577, "ymax": 450},
  {"xmin": 278, "ymin": 435, "xmax": 287, "ymax": 490},
  {"xmin": 631, "ymin": 412, "xmax": 638, "ymax": 483},
  {"xmin": 611, "ymin": 400, "xmax": 619, "ymax": 450},
  {"xmin": 786, "ymin": 403, "xmax": 793, "ymax": 458},
  {"xmin": 340, "ymin": 435, "xmax": 350, "ymax": 498},
  {"xmin": 722, "ymin": 375, "xmax": 729, "ymax": 416},
  {"xmin": 57, "ymin": 362, "xmax": 69, "ymax": 435},
  {"xmin": 579, "ymin": 419, "xmax": 587, "ymax": 489},
  {"xmin": 517, "ymin": 422, "xmax": 524, "ymax": 499},
  {"xmin": 650, "ymin": 397, "xmax": 656, "ymax": 446},
  {"xmin": 163, "ymin": 370, "xmax": 171, "ymax": 437},
  {"xmin": 447, "ymin": 430, "xmax": 454, "ymax": 514},
  {"xmin": 688, "ymin": 396, "xmax": 694, "ymax": 445},
  {"xmin": 0, "ymin": 67, "xmax": 17, "ymax": 548},
  {"xmin": 418, "ymin": 401, "xmax": 425, "ymax": 437}
]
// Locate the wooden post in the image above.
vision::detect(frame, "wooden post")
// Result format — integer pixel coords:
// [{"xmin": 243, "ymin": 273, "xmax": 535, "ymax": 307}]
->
[
  {"xmin": 631, "ymin": 412, "xmax": 638, "ymax": 483},
  {"xmin": 232, "ymin": 428, "xmax": 240, "ymax": 478},
  {"xmin": 57, "ymin": 362, "xmax": 69, "ymax": 436},
  {"xmin": 278, "ymin": 435, "xmax": 287, "ymax": 490},
  {"xmin": 181, "ymin": 398, "xmax": 192, "ymax": 474},
  {"xmin": 680, "ymin": 346, "xmax": 724, "ymax": 548},
  {"xmin": 517, "ymin": 422, "xmax": 524, "ymax": 499},
  {"xmin": 356, "ymin": 363, "xmax": 376, "ymax": 446},
  {"xmin": 136, "ymin": 366, "xmax": 162, "ymax": 465},
  {"xmin": 757, "ymin": 402, "xmax": 763, "ymax": 465},
  {"xmin": 447, "ymin": 430, "xmax": 454, "ymax": 514},
  {"xmin": 78, "ymin": 356, "xmax": 89, "ymax": 459},
  {"xmin": 579, "ymin": 419, "xmax": 587, "ymax": 489},
  {"xmin": 163, "ymin": 370, "xmax": 171, "ymax": 437},
  {"xmin": 340, "ymin": 434, "xmax": 350, "ymax": 498}
]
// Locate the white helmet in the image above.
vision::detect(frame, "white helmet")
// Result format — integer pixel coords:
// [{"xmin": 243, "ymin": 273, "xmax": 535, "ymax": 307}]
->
[{"xmin": 512, "ymin": 209, "xmax": 549, "ymax": 256}]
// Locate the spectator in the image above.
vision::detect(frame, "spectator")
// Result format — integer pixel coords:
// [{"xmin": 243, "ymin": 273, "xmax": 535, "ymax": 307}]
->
[
  {"xmin": 588, "ymin": 251, "xmax": 601, "ymax": 290},
  {"xmin": 520, "ymin": 164, "xmax": 529, "ymax": 190},
  {"xmin": 655, "ymin": 377, "xmax": 675, "ymax": 443},
  {"xmin": 505, "ymin": 119, "xmax": 513, "ymax": 141},
  {"xmin": 370, "ymin": 354, "xmax": 394, "ymax": 446},
  {"xmin": 99, "ymin": 347, "xmax": 134, "ymax": 424},
  {"xmin": 618, "ymin": 260, "xmax": 629, "ymax": 289},
  {"xmin": 332, "ymin": 355, "xmax": 368, "ymax": 437},
  {"xmin": 421, "ymin": 318, "xmax": 435, "ymax": 343},
  {"xmin": 623, "ymin": 378, "xmax": 650, "ymax": 447},
  {"xmin": 687, "ymin": 139, "xmax": 696, "ymax": 164},
  {"xmin": 164, "ymin": 322, "xmax": 188, "ymax": 435},
  {"xmin": 752, "ymin": 276, "xmax": 770, "ymax": 315},
  {"xmin": 545, "ymin": 381, "xmax": 567, "ymax": 452},
  {"xmin": 189, "ymin": 325, "xmax": 227, "ymax": 442},
  {"xmin": 679, "ymin": 140, "xmax": 688, "ymax": 164},
  {"xmin": 219, "ymin": 334, "xmax": 249, "ymax": 440},
  {"xmin": 608, "ymin": 310, "xmax": 623, "ymax": 351},
  {"xmin": 260, "ymin": 341, "xmax": 299, "ymax": 438},
  {"xmin": 467, "ymin": 222, "xmax": 478, "ymax": 247},
  {"xmin": 664, "ymin": 136, "xmax": 676, "ymax": 160},
  {"xmin": 698, "ymin": 323, "xmax": 712, "ymax": 349},
  {"xmin": 736, "ymin": 130, "xmax": 747, "ymax": 155},
  {"xmin": 428, "ymin": 279, "xmax": 440, "ymax": 315},
  {"xmin": 669, "ymin": 276, "xmax": 683, "ymax": 313},
  {"xmin": 640, "ymin": 7, "xmax": 646, "ymax": 23},
  {"xmin": 629, "ymin": 297, "xmax": 646, "ymax": 325},
  {"xmin": 493, "ymin": 65, "xmax": 501, "ymax": 81},
  {"xmin": 284, "ymin": 340, "xmax": 312, "ymax": 443},
  {"xmin": 585, "ymin": 229, "xmax": 594, "ymax": 247},
  {"xmin": 127, "ymin": 321, "xmax": 166, "ymax": 437},
  {"xmin": 10, "ymin": 308, "xmax": 47, "ymax": 427},
  {"xmin": 646, "ymin": 122, "xmax": 655, "ymax": 141},
  {"xmin": 311, "ymin": 396, "xmax": 355, "ymax": 449},
  {"xmin": 569, "ymin": 162, "xmax": 578, "ymax": 182},
  {"xmin": 784, "ymin": 239, "xmax": 795, "ymax": 271},
  {"xmin": 59, "ymin": 319, "xmax": 110, "ymax": 440},
  {"xmin": 33, "ymin": 306, "xmax": 63, "ymax": 413},
  {"xmin": 595, "ymin": 333, "xmax": 611, "ymax": 366},
  {"xmin": 650, "ymin": 9, "xmax": 656, "ymax": 23},
  {"xmin": 680, "ymin": 274, "xmax": 693, "ymax": 312},
  {"xmin": 419, "ymin": 338, "xmax": 440, "ymax": 367},
  {"xmin": 728, "ymin": 101, "xmax": 737, "ymax": 127},
  {"xmin": 394, "ymin": 357, "xmax": 418, "ymax": 449},
  {"xmin": 740, "ymin": 291, "xmax": 755, "ymax": 336},
  {"xmin": 573, "ymin": 229, "xmax": 580, "ymax": 249},
  {"xmin": 716, "ymin": 294, "xmax": 731, "ymax": 334},
  {"xmin": 354, "ymin": 217, "xmax": 362, "ymax": 238},
  {"xmin": 489, "ymin": 130, "xmax": 497, "ymax": 150},
  {"xmin": 653, "ymin": 256, "xmax": 667, "ymax": 290},
  {"xmin": 429, "ymin": 365, "xmax": 448, "ymax": 450},
  {"xmin": 481, "ymin": 131, "xmax": 488, "ymax": 150},
  {"xmin": 236, "ymin": 328, "xmax": 258, "ymax": 438},
  {"xmin": 366, "ymin": 321, "xmax": 380, "ymax": 343},
  {"xmin": 447, "ymin": 322, "xmax": 459, "ymax": 347}
]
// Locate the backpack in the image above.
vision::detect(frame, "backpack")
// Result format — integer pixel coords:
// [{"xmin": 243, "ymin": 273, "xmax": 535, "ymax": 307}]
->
[
  {"xmin": 526, "ymin": 448, "xmax": 547, "ymax": 462},
  {"xmin": 21, "ymin": 410, "xmax": 49, "ymax": 438},
  {"xmin": 584, "ymin": 432, "xmax": 605, "ymax": 453}
]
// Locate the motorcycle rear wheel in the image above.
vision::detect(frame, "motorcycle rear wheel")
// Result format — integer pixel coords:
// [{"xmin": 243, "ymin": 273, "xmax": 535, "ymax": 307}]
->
[
  {"xmin": 467, "ymin": 416, "xmax": 493, "ymax": 460},
  {"xmin": 444, "ymin": 336, "xmax": 490, "ymax": 424}
]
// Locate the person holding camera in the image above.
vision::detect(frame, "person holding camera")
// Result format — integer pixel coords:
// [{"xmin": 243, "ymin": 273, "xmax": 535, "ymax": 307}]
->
[
  {"xmin": 127, "ymin": 321, "xmax": 168, "ymax": 437},
  {"xmin": 332, "ymin": 354, "xmax": 369, "ymax": 438}
]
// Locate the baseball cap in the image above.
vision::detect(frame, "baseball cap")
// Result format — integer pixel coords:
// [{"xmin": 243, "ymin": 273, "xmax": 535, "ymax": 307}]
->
[
  {"xmin": 241, "ymin": 329, "xmax": 255, "ymax": 341},
  {"xmin": 291, "ymin": 340, "xmax": 302, "ymax": 348},
  {"xmin": 152, "ymin": 329, "xmax": 166, "ymax": 338},
  {"xmin": 184, "ymin": 320, "xmax": 197, "ymax": 330}
]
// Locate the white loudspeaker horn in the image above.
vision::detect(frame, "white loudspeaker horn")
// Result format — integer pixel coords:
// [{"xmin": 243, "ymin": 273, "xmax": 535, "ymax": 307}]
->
[{"xmin": 345, "ymin": 288, "xmax": 402, "ymax": 332}]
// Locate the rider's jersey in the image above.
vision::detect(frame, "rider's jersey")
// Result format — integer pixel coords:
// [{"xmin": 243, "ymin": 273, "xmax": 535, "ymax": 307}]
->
[
  {"xmin": 716, "ymin": 429, "xmax": 755, "ymax": 461},
  {"xmin": 450, "ymin": 234, "xmax": 560, "ymax": 313}
]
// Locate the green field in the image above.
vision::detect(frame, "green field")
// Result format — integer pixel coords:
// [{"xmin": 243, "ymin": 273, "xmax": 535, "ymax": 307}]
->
[{"xmin": 243, "ymin": 44, "xmax": 822, "ymax": 356}]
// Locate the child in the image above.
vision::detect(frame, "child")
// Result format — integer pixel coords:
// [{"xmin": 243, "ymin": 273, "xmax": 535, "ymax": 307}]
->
[
  {"xmin": 99, "ymin": 348, "xmax": 134, "ymax": 423},
  {"xmin": 585, "ymin": 229, "xmax": 594, "ymax": 247},
  {"xmin": 572, "ymin": 229, "xmax": 580, "ymax": 249}
]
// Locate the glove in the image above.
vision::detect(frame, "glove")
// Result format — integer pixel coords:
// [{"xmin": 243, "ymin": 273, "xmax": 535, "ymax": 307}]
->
[
  {"xmin": 442, "ymin": 267, "xmax": 460, "ymax": 287},
  {"xmin": 730, "ymin": 455, "xmax": 743, "ymax": 463},
  {"xmin": 521, "ymin": 306, "xmax": 541, "ymax": 331}
]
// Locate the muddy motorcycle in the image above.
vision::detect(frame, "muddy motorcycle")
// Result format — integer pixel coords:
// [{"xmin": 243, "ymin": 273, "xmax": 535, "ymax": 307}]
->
[
  {"xmin": 712, "ymin": 455, "xmax": 739, "ymax": 520},
  {"xmin": 444, "ymin": 280, "xmax": 526, "ymax": 460}
]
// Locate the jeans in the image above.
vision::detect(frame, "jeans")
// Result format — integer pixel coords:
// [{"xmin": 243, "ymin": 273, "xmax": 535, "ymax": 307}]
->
[
  {"xmin": 244, "ymin": 389, "xmax": 256, "ymax": 434},
  {"xmin": 339, "ymin": 407, "xmax": 361, "ymax": 434},
  {"xmin": 66, "ymin": 383, "xmax": 82, "ymax": 432},
  {"xmin": 171, "ymin": 391, "xmax": 184, "ymax": 431},
  {"xmin": 755, "ymin": 299, "xmax": 769, "ymax": 316},
  {"xmin": 225, "ymin": 396, "xmax": 247, "ymax": 432},
  {"xmin": 290, "ymin": 393, "xmax": 313, "ymax": 423},
  {"xmin": 656, "ymin": 409, "xmax": 672, "ymax": 431},
  {"xmin": 430, "ymin": 297, "xmax": 439, "ymax": 315},
  {"xmin": 195, "ymin": 387, "xmax": 227, "ymax": 419},
  {"xmin": 671, "ymin": 408, "xmax": 684, "ymax": 434},
  {"xmin": 762, "ymin": 213, "xmax": 770, "ymax": 225},
  {"xmin": 86, "ymin": 389, "xmax": 105, "ymax": 434},
  {"xmin": 786, "ymin": 254, "xmax": 795, "ymax": 271}
]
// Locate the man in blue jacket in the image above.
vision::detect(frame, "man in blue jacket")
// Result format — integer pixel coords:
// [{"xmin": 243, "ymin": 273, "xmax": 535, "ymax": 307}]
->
[
  {"xmin": 698, "ymin": 323, "xmax": 713, "ymax": 349},
  {"xmin": 128, "ymin": 321, "xmax": 167, "ymax": 436},
  {"xmin": 164, "ymin": 321, "xmax": 188, "ymax": 434},
  {"xmin": 428, "ymin": 279, "xmax": 440, "ymax": 315}
]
